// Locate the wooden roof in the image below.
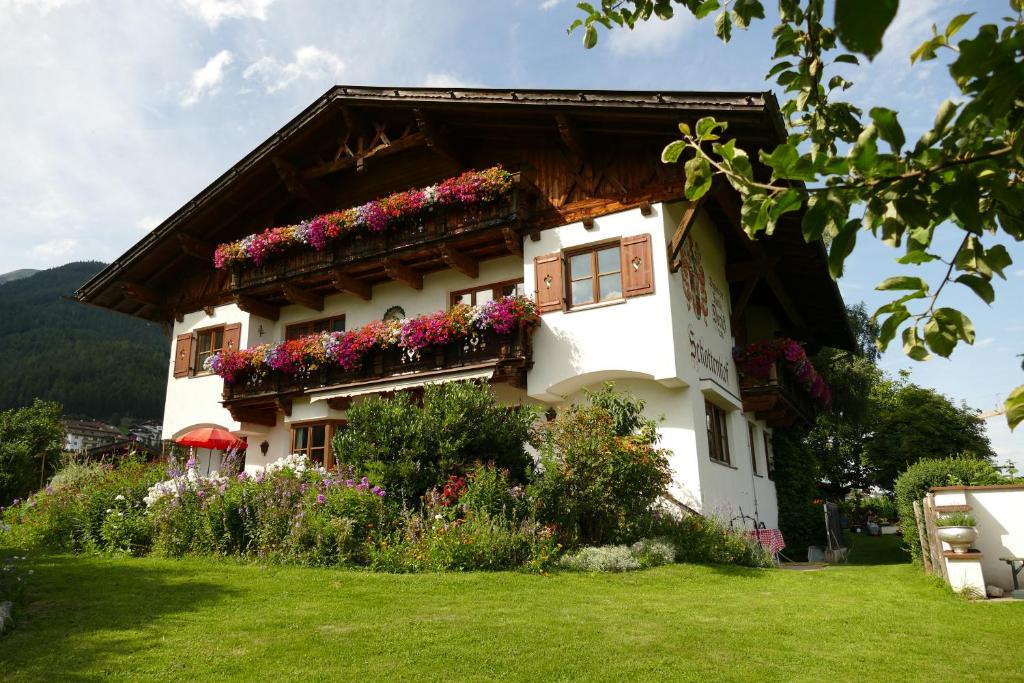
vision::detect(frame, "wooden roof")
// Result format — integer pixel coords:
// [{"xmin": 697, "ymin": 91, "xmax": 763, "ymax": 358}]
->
[{"xmin": 75, "ymin": 85, "xmax": 854, "ymax": 351}]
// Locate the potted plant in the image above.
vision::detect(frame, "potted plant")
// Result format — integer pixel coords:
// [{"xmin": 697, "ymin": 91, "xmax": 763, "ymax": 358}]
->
[{"xmin": 936, "ymin": 511, "xmax": 978, "ymax": 554}]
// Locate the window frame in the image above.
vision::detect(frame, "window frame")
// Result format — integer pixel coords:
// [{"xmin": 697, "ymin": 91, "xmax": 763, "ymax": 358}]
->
[
  {"xmin": 193, "ymin": 324, "xmax": 226, "ymax": 375},
  {"xmin": 290, "ymin": 420, "xmax": 345, "ymax": 469},
  {"xmin": 763, "ymin": 431, "xmax": 775, "ymax": 481},
  {"xmin": 450, "ymin": 279, "xmax": 525, "ymax": 308},
  {"xmin": 704, "ymin": 399, "xmax": 732, "ymax": 466},
  {"xmin": 748, "ymin": 422, "xmax": 761, "ymax": 477},
  {"xmin": 564, "ymin": 241, "xmax": 624, "ymax": 309},
  {"xmin": 285, "ymin": 315, "xmax": 346, "ymax": 341}
]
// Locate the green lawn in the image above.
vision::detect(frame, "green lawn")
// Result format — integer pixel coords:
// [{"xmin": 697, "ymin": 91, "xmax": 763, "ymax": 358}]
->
[{"xmin": 1, "ymin": 536, "xmax": 1021, "ymax": 682}]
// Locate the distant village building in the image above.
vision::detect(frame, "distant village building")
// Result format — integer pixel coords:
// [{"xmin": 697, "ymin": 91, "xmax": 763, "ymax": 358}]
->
[
  {"xmin": 75, "ymin": 87, "xmax": 854, "ymax": 527},
  {"xmin": 63, "ymin": 419, "xmax": 123, "ymax": 453},
  {"xmin": 128, "ymin": 421, "xmax": 164, "ymax": 450}
]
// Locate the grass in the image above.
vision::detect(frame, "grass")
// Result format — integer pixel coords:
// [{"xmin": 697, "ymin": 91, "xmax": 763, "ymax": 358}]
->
[{"xmin": 1, "ymin": 535, "xmax": 1021, "ymax": 682}]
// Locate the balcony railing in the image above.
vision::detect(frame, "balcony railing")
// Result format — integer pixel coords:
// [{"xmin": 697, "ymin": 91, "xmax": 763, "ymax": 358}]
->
[
  {"xmin": 222, "ymin": 325, "xmax": 533, "ymax": 404},
  {"xmin": 738, "ymin": 359, "xmax": 817, "ymax": 427},
  {"xmin": 230, "ymin": 174, "xmax": 530, "ymax": 291}
]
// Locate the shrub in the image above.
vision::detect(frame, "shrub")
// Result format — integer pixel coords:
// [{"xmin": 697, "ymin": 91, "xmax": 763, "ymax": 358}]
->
[
  {"xmin": 332, "ymin": 381, "xmax": 539, "ymax": 503},
  {"xmin": 639, "ymin": 513, "xmax": 774, "ymax": 568},
  {"xmin": 894, "ymin": 456, "xmax": 1002, "ymax": 564},
  {"xmin": 458, "ymin": 464, "xmax": 527, "ymax": 521},
  {"xmin": 936, "ymin": 511, "xmax": 976, "ymax": 527},
  {"xmin": 771, "ymin": 428, "xmax": 825, "ymax": 559},
  {"xmin": 531, "ymin": 384, "xmax": 671, "ymax": 546},
  {"xmin": 0, "ymin": 400, "xmax": 64, "ymax": 507},
  {"xmin": 560, "ymin": 545, "xmax": 640, "ymax": 572}
]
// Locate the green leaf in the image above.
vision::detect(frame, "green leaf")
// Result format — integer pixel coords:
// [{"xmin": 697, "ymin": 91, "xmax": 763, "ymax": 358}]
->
[
  {"xmin": 848, "ymin": 125, "xmax": 878, "ymax": 174},
  {"xmin": 829, "ymin": 220, "xmax": 859, "ymax": 278},
  {"xmin": 944, "ymin": 12, "xmax": 974, "ymax": 39},
  {"xmin": 923, "ymin": 316, "xmax": 956, "ymax": 357},
  {"xmin": 695, "ymin": 116, "xmax": 723, "ymax": 139},
  {"xmin": 766, "ymin": 60, "xmax": 793, "ymax": 78},
  {"xmin": 834, "ymin": 0, "xmax": 899, "ymax": 60},
  {"xmin": 936, "ymin": 307, "xmax": 975, "ymax": 345},
  {"xmin": 877, "ymin": 308, "xmax": 910, "ymax": 349},
  {"xmin": 583, "ymin": 24, "xmax": 598, "ymax": 49},
  {"xmin": 683, "ymin": 156, "xmax": 712, "ymax": 200},
  {"xmin": 677, "ymin": 122, "xmax": 691, "ymax": 137},
  {"xmin": 833, "ymin": 54, "xmax": 860, "ymax": 65},
  {"xmin": 897, "ymin": 251, "xmax": 938, "ymax": 265},
  {"xmin": 955, "ymin": 274, "xmax": 995, "ymax": 304},
  {"xmin": 714, "ymin": 10, "xmax": 732, "ymax": 41},
  {"xmin": 869, "ymin": 107, "xmax": 905, "ymax": 154},
  {"xmin": 982, "ymin": 244, "xmax": 1013, "ymax": 278},
  {"xmin": 695, "ymin": 0, "xmax": 720, "ymax": 20},
  {"xmin": 932, "ymin": 99, "xmax": 959, "ymax": 136},
  {"xmin": 902, "ymin": 325, "xmax": 931, "ymax": 360},
  {"xmin": 759, "ymin": 142, "xmax": 798, "ymax": 179},
  {"xmin": 770, "ymin": 189, "xmax": 803, "ymax": 220},
  {"xmin": 661, "ymin": 140, "xmax": 687, "ymax": 164},
  {"xmin": 1006, "ymin": 384, "xmax": 1024, "ymax": 430},
  {"xmin": 877, "ymin": 276, "xmax": 928, "ymax": 292}
]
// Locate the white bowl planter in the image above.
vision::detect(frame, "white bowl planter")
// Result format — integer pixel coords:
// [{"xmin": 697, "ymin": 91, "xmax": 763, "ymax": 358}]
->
[{"xmin": 937, "ymin": 526, "xmax": 978, "ymax": 554}]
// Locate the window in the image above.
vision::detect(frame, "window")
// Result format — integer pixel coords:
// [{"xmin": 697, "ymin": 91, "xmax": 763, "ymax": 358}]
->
[
  {"xmin": 748, "ymin": 423, "xmax": 760, "ymax": 476},
  {"xmin": 194, "ymin": 326, "xmax": 225, "ymax": 374},
  {"xmin": 705, "ymin": 399, "xmax": 731, "ymax": 465},
  {"xmin": 567, "ymin": 244, "xmax": 622, "ymax": 308},
  {"xmin": 763, "ymin": 432, "xmax": 775, "ymax": 480},
  {"xmin": 291, "ymin": 421, "xmax": 343, "ymax": 469},
  {"xmin": 285, "ymin": 315, "xmax": 346, "ymax": 341},
  {"xmin": 451, "ymin": 280, "xmax": 525, "ymax": 307}
]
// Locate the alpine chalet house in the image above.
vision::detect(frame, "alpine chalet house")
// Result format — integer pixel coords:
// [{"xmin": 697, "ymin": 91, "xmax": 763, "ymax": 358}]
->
[{"xmin": 76, "ymin": 87, "xmax": 853, "ymax": 528}]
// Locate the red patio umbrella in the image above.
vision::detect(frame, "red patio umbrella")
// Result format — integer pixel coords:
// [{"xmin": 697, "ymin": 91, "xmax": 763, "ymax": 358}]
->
[{"xmin": 175, "ymin": 427, "xmax": 247, "ymax": 451}]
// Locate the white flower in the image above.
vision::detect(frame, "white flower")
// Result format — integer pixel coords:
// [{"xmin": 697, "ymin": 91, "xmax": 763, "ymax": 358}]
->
[{"xmin": 114, "ymin": 494, "xmax": 126, "ymax": 502}]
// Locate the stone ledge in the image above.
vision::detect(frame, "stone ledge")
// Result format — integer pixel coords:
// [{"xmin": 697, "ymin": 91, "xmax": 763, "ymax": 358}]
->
[
  {"xmin": 944, "ymin": 550, "xmax": 983, "ymax": 560},
  {"xmin": 935, "ymin": 504, "xmax": 972, "ymax": 513}
]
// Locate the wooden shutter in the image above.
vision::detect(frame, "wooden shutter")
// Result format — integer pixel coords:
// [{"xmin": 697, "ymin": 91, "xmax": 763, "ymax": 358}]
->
[
  {"xmin": 621, "ymin": 233, "xmax": 654, "ymax": 297},
  {"xmin": 223, "ymin": 323, "xmax": 242, "ymax": 354},
  {"xmin": 534, "ymin": 253, "xmax": 564, "ymax": 314},
  {"xmin": 173, "ymin": 333, "xmax": 193, "ymax": 378}
]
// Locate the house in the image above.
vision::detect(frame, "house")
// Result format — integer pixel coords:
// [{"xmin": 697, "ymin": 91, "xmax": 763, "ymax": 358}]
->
[
  {"xmin": 75, "ymin": 87, "xmax": 853, "ymax": 528},
  {"xmin": 63, "ymin": 419, "xmax": 123, "ymax": 454}
]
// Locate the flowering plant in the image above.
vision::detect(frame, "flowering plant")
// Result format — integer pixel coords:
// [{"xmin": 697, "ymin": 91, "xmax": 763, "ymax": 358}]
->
[
  {"xmin": 213, "ymin": 166, "xmax": 515, "ymax": 268},
  {"xmin": 733, "ymin": 338, "xmax": 832, "ymax": 409},
  {"xmin": 205, "ymin": 295, "xmax": 538, "ymax": 384}
]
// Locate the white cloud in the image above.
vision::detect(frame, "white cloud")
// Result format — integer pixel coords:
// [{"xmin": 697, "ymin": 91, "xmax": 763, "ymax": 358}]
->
[
  {"xmin": 243, "ymin": 46, "xmax": 344, "ymax": 94},
  {"xmin": 976, "ymin": 337, "xmax": 995, "ymax": 348},
  {"xmin": 422, "ymin": 71, "xmax": 474, "ymax": 88},
  {"xmin": 136, "ymin": 215, "xmax": 161, "ymax": 231},
  {"xmin": 0, "ymin": 0, "xmax": 82, "ymax": 14},
  {"xmin": 180, "ymin": 49, "xmax": 233, "ymax": 107},
  {"xmin": 180, "ymin": 0, "xmax": 275, "ymax": 28},
  {"xmin": 1014, "ymin": 268, "xmax": 1024, "ymax": 278},
  {"xmin": 607, "ymin": 15, "xmax": 694, "ymax": 55},
  {"xmin": 540, "ymin": 0, "xmax": 562, "ymax": 9},
  {"xmin": 31, "ymin": 237, "xmax": 78, "ymax": 261}
]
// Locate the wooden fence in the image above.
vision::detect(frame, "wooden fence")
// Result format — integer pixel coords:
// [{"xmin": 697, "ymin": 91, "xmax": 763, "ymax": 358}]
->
[{"xmin": 912, "ymin": 493, "xmax": 948, "ymax": 583}]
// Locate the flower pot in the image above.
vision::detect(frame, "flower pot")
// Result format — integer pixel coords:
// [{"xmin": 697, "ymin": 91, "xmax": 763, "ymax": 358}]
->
[{"xmin": 937, "ymin": 526, "xmax": 978, "ymax": 554}]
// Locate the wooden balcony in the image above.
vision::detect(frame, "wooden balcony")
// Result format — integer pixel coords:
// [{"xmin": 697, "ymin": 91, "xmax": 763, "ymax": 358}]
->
[
  {"xmin": 222, "ymin": 325, "xmax": 534, "ymax": 426},
  {"xmin": 228, "ymin": 173, "xmax": 537, "ymax": 309},
  {"xmin": 738, "ymin": 359, "xmax": 817, "ymax": 428}
]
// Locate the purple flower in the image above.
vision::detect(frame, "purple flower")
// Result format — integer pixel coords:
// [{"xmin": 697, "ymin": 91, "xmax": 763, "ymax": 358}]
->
[
  {"xmin": 316, "ymin": 493, "xmax": 326, "ymax": 504},
  {"xmin": 197, "ymin": 490, "xmax": 206, "ymax": 499},
  {"xmin": 186, "ymin": 456, "xmax": 197, "ymax": 470},
  {"xmin": 346, "ymin": 479, "xmax": 354, "ymax": 488},
  {"xmin": 372, "ymin": 486, "xmax": 385, "ymax": 497},
  {"xmin": 12, "ymin": 499, "xmax": 20, "ymax": 506},
  {"xmin": 237, "ymin": 472, "xmax": 249, "ymax": 482}
]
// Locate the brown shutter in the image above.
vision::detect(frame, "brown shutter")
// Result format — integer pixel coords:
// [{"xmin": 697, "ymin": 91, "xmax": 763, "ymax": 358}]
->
[
  {"xmin": 223, "ymin": 323, "xmax": 242, "ymax": 354},
  {"xmin": 621, "ymin": 233, "xmax": 654, "ymax": 297},
  {"xmin": 534, "ymin": 253, "xmax": 564, "ymax": 313},
  {"xmin": 173, "ymin": 333, "xmax": 194, "ymax": 378}
]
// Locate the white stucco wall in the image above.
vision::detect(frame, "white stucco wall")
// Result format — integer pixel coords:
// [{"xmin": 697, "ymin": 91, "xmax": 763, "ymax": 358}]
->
[{"xmin": 933, "ymin": 486, "xmax": 1024, "ymax": 592}]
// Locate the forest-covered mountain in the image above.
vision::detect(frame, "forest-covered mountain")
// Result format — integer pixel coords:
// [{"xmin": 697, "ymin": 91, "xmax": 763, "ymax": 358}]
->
[{"xmin": 0, "ymin": 262, "xmax": 168, "ymax": 423}]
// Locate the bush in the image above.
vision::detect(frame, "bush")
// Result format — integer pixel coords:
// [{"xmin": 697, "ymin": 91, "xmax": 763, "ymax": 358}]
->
[
  {"xmin": 771, "ymin": 428, "xmax": 825, "ymax": 559},
  {"xmin": 531, "ymin": 384, "xmax": 671, "ymax": 546},
  {"xmin": 894, "ymin": 456, "xmax": 1002, "ymax": 565},
  {"xmin": 936, "ymin": 511, "xmax": 975, "ymax": 527},
  {"xmin": 639, "ymin": 513, "xmax": 774, "ymax": 568},
  {"xmin": 0, "ymin": 400, "xmax": 64, "ymax": 507},
  {"xmin": 332, "ymin": 381, "xmax": 538, "ymax": 503},
  {"xmin": 559, "ymin": 538, "xmax": 675, "ymax": 572}
]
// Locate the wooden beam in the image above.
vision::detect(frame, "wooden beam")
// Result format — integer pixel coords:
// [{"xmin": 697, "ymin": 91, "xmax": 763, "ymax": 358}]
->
[
  {"xmin": 326, "ymin": 396, "xmax": 352, "ymax": 411},
  {"xmin": 228, "ymin": 407, "xmax": 276, "ymax": 427},
  {"xmin": 281, "ymin": 283, "xmax": 324, "ymax": 312},
  {"xmin": 235, "ymin": 294, "xmax": 279, "ymax": 321},
  {"xmin": 330, "ymin": 269, "xmax": 372, "ymax": 301},
  {"xmin": 176, "ymin": 233, "xmax": 214, "ymax": 261},
  {"xmin": 120, "ymin": 282, "xmax": 162, "ymax": 307},
  {"xmin": 274, "ymin": 398, "xmax": 292, "ymax": 417},
  {"xmin": 303, "ymin": 132, "xmax": 428, "ymax": 179},
  {"xmin": 273, "ymin": 158, "xmax": 327, "ymax": 206},
  {"xmin": 639, "ymin": 201, "xmax": 653, "ymax": 216},
  {"xmin": 413, "ymin": 108, "xmax": 465, "ymax": 169},
  {"xmin": 582, "ymin": 216, "xmax": 595, "ymax": 230},
  {"xmin": 382, "ymin": 258, "xmax": 423, "ymax": 290},
  {"xmin": 726, "ymin": 257, "xmax": 780, "ymax": 283},
  {"xmin": 667, "ymin": 199, "xmax": 703, "ymax": 272},
  {"xmin": 502, "ymin": 227, "xmax": 522, "ymax": 256},
  {"xmin": 729, "ymin": 276, "xmax": 760, "ymax": 332},
  {"xmin": 439, "ymin": 244, "xmax": 479, "ymax": 279},
  {"xmin": 555, "ymin": 113, "xmax": 589, "ymax": 162}
]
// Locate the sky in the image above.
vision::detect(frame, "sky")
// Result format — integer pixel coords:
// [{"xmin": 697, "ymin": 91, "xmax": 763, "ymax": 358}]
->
[{"xmin": 1, "ymin": 0, "xmax": 1021, "ymax": 465}]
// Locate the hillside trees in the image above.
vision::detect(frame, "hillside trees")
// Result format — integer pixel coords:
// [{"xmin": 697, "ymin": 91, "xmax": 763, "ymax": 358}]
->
[{"xmin": 0, "ymin": 399, "xmax": 64, "ymax": 505}]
